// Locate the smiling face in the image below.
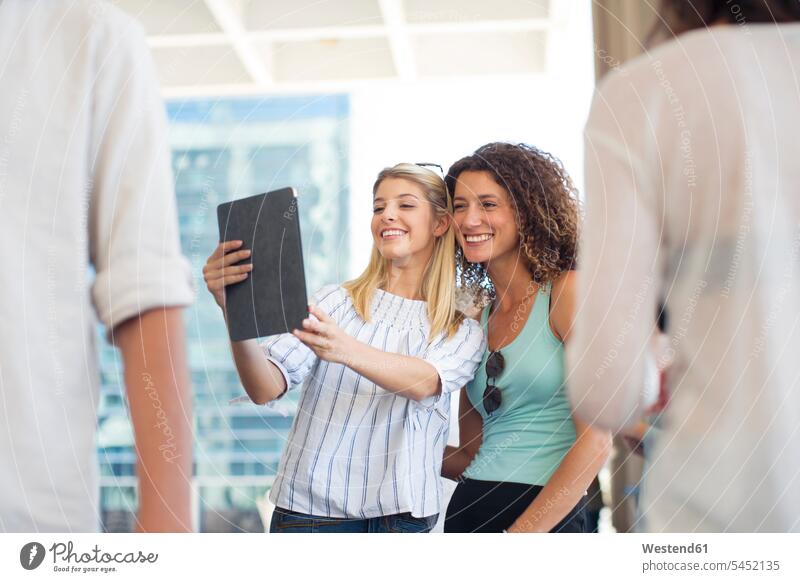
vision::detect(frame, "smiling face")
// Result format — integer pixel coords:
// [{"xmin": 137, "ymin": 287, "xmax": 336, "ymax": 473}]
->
[
  {"xmin": 371, "ymin": 177, "xmax": 448, "ymax": 265},
  {"xmin": 451, "ymin": 170, "xmax": 520, "ymax": 266}
]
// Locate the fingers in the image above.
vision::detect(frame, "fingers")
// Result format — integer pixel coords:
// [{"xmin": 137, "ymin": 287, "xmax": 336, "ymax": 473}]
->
[
  {"xmin": 206, "ymin": 268, "xmax": 252, "ymax": 288},
  {"xmin": 308, "ymin": 304, "xmax": 332, "ymax": 323},
  {"xmin": 206, "ymin": 241, "xmax": 248, "ymax": 271},
  {"xmin": 205, "ymin": 248, "xmax": 251, "ymax": 273},
  {"xmin": 210, "ymin": 239, "xmax": 243, "ymax": 260},
  {"xmin": 203, "ymin": 263, "xmax": 253, "ymax": 290},
  {"xmin": 204, "ymin": 241, "xmax": 250, "ymax": 308},
  {"xmin": 301, "ymin": 316, "xmax": 327, "ymax": 335},
  {"xmin": 219, "ymin": 248, "xmax": 252, "ymax": 268},
  {"xmin": 204, "ymin": 241, "xmax": 252, "ymax": 283},
  {"xmin": 293, "ymin": 329, "xmax": 329, "ymax": 350},
  {"xmin": 206, "ymin": 262, "xmax": 253, "ymax": 279}
]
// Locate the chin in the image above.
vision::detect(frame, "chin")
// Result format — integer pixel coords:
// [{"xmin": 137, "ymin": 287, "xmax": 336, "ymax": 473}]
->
[
  {"xmin": 381, "ymin": 252, "xmax": 412, "ymax": 262},
  {"xmin": 376, "ymin": 245, "xmax": 409, "ymax": 261},
  {"xmin": 461, "ymin": 248, "xmax": 491, "ymax": 264}
]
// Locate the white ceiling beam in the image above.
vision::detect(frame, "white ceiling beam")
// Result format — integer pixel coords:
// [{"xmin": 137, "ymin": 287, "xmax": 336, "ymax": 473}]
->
[
  {"xmin": 147, "ymin": 19, "xmax": 552, "ymax": 48},
  {"xmin": 148, "ymin": 27, "xmax": 385, "ymax": 48},
  {"xmin": 149, "ymin": 33, "xmax": 229, "ymax": 48},
  {"xmin": 410, "ymin": 18, "xmax": 550, "ymax": 35},
  {"xmin": 378, "ymin": 0, "xmax": 415, "ymax": 80},
  {"xmin": 255, "ymin": 18, "xmax": 550, "ymax": 40},
  {"xmin": 249, "ymin": 25, "xmax": 386, "ymax": 43},
  {"xmin": 203, "ymin": 0, "xmax": 271, "ymax": 85},
  {"xmin": 160, "ymin": 72, "xmax": 551, "ymax": 99}
]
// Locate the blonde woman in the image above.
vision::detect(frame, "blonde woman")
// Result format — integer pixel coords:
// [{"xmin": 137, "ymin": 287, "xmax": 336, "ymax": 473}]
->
[{"xmin": 204, "ymin": 164, "xmax": 485, "ymax": 533}]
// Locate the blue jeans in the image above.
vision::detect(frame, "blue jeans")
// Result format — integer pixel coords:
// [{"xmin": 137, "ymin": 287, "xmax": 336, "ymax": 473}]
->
[{"xmin": 270, "ymin": 507, "xmax": 438, "ymax": 533}]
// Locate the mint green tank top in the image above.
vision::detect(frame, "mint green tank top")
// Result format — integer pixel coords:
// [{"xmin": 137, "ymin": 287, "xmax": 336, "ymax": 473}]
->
[{"xmin": 463, "ymin": 282, "xmax": 577, "ymax": 485}]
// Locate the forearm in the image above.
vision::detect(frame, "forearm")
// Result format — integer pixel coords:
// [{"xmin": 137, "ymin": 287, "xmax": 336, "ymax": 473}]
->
[
  {"xmin": 116, "ymin": 307, "xmax": 193, "ymax": 532},
  {"xmin": 442, "ymin": 389, "xmax": 484, "ymax": 480},
  {"xmin": 345, "ymin": 340, "xmax": 440, "ymax": 401},
  {"xmin": 222, "ymin": 308, "xmax": 287, "ymax": 405},
  {"xmin": 508, "ymin": 428, "xmax": 611, "ymax": 533},
  {"xmin": 229, "ymin": 338, "xmax": 287, "ymax": 405}
]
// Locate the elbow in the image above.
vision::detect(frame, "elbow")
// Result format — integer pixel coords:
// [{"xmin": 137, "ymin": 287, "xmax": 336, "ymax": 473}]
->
[
  {"xmin": 403, "ymin": 371, "xmax": 444, "ymax": 402},
  {"xmin": 408, "ymin": 385, "xmax": 440, "ymax": 402},
  {"xmin": 243, "ymin": 382, "xmax": 281, "ymax": 406},
  {"xmin": 245, "ymin": 360, "xmax": 289, "ymax": 405},
  {"xmin": 250, "ymin": 394, "xmax": 271, "ymax": 406},
  {"xmin": 246, "ymin": 389, "xmax": 270, "ymax": 406},
  {"xmin": 413, "ymin": 376, "xmax": 444, "ymax": 402}
]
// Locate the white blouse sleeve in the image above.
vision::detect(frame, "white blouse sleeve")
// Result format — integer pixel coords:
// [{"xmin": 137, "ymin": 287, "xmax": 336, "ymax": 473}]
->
[
  {"xmin": 421, "ymin": 317, "xmax": 486, "ymax": 398},
  {"xmin": 257, "ymin": 284, "xmax": 344, "ymax": 393}
]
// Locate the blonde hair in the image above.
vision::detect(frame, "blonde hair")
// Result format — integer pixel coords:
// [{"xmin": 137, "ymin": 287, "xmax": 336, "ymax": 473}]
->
[{"xmin": 343, "ymin": 163, "xmax": 464, "ymax": 340}]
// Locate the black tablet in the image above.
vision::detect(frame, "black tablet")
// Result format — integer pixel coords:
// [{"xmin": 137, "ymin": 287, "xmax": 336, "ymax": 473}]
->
[{"xmin": 217, "ymin": 188, "xmax": 308, "ymax": 341}]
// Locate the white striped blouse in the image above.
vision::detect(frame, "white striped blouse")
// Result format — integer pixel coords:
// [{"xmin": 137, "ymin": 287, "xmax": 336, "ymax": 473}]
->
[{"xmin": 259, "ymin": 284, "xmax": 485, "ymax": 519}]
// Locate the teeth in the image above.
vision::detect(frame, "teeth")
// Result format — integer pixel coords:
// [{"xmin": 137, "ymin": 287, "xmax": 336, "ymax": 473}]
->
[
  {"xmin": 465, "ymin": 234, "xmax": 493, "ymax": 242},
  {"xmin": 382, "ymin": 229, "xmax": 406, "ymax": 238}
]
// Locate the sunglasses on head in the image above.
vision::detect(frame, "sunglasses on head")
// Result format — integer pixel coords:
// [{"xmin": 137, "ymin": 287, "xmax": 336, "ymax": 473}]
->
[
  {"xmin": 482, "ymin": 350, "xmax": 505, "ymax": 416},
  {"xmin": 415, "ymin": 162, "xmax": 444, "ymax": 178}
]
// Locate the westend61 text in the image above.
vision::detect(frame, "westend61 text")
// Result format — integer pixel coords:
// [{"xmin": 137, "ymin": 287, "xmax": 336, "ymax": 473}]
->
[{"xmin": 642, "ymin": 543, "xmax": 708, "ymax": 554}]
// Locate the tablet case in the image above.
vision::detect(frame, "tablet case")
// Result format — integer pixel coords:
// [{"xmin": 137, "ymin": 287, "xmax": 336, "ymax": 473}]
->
[{"xmin": 217, "ymin": 188, "xmax": 308, "ymax": 341}]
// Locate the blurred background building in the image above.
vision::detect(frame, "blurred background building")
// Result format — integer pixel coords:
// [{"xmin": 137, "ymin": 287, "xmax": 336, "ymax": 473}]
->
[{"xmin": 95, "ymin": 0, "xmax": 595, "ymax": 532}]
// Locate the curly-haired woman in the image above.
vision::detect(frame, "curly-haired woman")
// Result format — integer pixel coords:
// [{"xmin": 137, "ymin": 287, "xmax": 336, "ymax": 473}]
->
[{"xmin": 441, "ymin": 142, "xmax": 611, "ymax": 533}]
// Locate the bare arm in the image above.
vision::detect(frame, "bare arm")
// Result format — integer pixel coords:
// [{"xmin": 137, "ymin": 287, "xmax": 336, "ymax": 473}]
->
[
  {"xmin": 205, "ymin": 243, "xmax": 472, "ymax": 404},
  {"xmin": 294, "ymin": 305, "xmax": 443, "ymax": 401},
  {"xmin": 226, "ymin": 335, "xmax": 287, "ymax": 405},
  {"xmin": 203, "ymin": 240, "xmax": 287, "ymax": 405},
  {"xmin": 507, "ymin": 271, "xmax": 612, "ymax": 532},
  {"xmin": 114, "ymin": 307, "xmax": 193, "ymax": 532},
  {"xmin": 507, "ymin": 418, "xmax": 611, "ymax": 532},
  {"xmin": 442, "ymin": 389, "xmax": 483, "ymax": 480},
  {"xmin": 343, "ymin": 339, "xmax": 441, "ymax": 401}
]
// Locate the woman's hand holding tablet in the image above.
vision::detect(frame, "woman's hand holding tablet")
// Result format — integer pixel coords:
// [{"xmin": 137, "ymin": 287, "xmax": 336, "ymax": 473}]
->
[
  {"xmin": 292, "ymin": 305, "xmax": 356, "ymax": 365},
  {"xmin": 203, "ymin": 240, "xmax": 254, "ymax": 309}
]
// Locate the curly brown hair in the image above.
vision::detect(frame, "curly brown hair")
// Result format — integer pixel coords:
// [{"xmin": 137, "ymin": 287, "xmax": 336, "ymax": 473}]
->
[{"xmin": 445, "ymin": 142, "xmax": 580, "ymax": 300}]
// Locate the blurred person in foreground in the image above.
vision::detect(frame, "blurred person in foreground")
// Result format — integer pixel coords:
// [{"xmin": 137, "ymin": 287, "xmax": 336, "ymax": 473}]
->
[
  {"xmin": 568, "ymin": 0, "xmax": 800, "ymax": 532},
  {"xmin": 0, "ymin": 0, "xmax": 194, "ymax": 532}
]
